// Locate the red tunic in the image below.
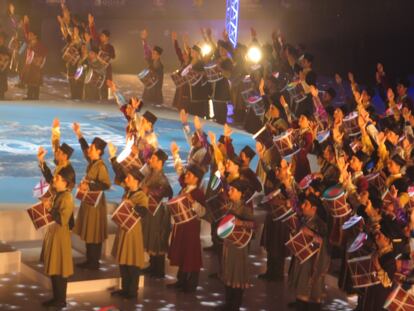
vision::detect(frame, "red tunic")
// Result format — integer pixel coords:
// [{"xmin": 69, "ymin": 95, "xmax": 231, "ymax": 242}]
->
[{"xmin": 168, "ymin": 187, "xmax": 205, "ymax": 272}]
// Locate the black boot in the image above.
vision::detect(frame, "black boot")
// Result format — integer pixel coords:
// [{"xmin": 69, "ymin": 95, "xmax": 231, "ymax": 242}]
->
[
  {"xmin": 295, "ymin": 299, "xmax": 308, "ymax": 311},
  {"xmin": 87, "ymin": 243, "xmax": 101, "ymax": 270},
  {"xmin": 154, "ymin": 255, "xmax": 165, "ymax": 279},
  {"xmin": 42, "ymin": 276, "xmax": 57, "ymax": 306},
  {"xmin": 231, "ymin": 288, "xmax": 243, "ymax": 311},
  {"xmin": 142, "ymin": 255, "xmax": 155, "ymax": 275},
  {"xmin": 77, "ymin": 243, "xmax": 91, "ymax": 268},
  {"xmin": 112, "ymin": 265, "xmax": 129, "ymax": 297},
  {"xmin": 183, "ymin": 272, "xmax": 199, "ymax": 293},
  {"xmin": 167, "ymin": 269, "xmax": 185, "ymax": 289},
  {"xmin": 125, "ymin": 266, "xmax": 139, "ymax": 299},
  {"xmin": 50, "ymin": 276, "xmax": 67, "ymax": 309}
]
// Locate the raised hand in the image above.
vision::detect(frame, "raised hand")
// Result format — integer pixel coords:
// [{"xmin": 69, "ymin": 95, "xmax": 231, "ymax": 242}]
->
[
  {"xmin": 107, "ymin": 142, "xmax": 117, "ymax": 159},
  {"xmin": 194, "ymin": 115, "xmax": 202, "ymax": 131},
  {"xmin": 171, "ymin": 31, "xmax": 178, "ymax": 41},
  {"xmin": 179, "ymin": 109, "xmax": 188, "ymax": 124},
  {"xmin": 23, "ymin": 15, "xmax": 29, "ymax": 25},
  {"xmin": 223, "ymin": 123, "xmax": 232, "ymax": 137},
  {"xmin": 88, "ymin": 13, "xmax": 94, "ymax": 25},
  {"xmin": 141, "ymin": 29, "xmax": 148, "ymax": 41},
  {"xmin": 52, "ymin": 118, "xmax": 60, "ymax": 129},
  {"xmin": 37, "ymin": 146, "xmax": 47, "ymax": 163},
  {"xmin": 208, "ymin": 131, "xmax": 216, "ymax": 145},
  {"xmin": 72, "ymin": 122, "xmax": 81, "ymax": 138},
  {"xmin": 170, "ymin": 141, "xmax": 179, "ymax": 155}
]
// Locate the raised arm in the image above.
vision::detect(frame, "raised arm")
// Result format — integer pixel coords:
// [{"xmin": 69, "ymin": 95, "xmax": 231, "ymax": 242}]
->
[
  {"xmin": 88, "ymin": 14, "xmax": 99, "ymax": 43},
  {"xmin": 172, "ymin": 31, "xmax": 184, "ymax": 65},
  {"xmin": 141, "ymin": 29, "xmax": 152, "ymax": 64},
  {"xmin": 72, "ymin": 122, "xmax": 90, "ymax": 162}
]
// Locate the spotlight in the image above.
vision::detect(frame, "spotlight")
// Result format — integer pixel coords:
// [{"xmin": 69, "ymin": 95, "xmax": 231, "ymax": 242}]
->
[
  {"xmin": 201, "ymin": 43, "xmax": 212, "ymax": 56},
  {"xmin": 247, "ymin": 46, "xmax": 262, "ymax": 63}
]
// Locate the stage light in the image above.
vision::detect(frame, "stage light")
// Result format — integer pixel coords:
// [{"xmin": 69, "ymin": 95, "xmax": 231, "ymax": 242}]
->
[
  {"xmin": 201, "ymin": 44, "xmax": 212, "ymax": 56},
  {"xmin": 247, "ymin": 46, "xmax": 262, "ymax": 63}
]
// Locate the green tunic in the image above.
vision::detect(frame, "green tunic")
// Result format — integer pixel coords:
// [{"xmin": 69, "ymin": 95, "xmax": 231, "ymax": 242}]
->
[
  {"xmin": 141, "ymin": 169, "xmax": 172, "ymax": 255},
  {"xmin": 288, "ymin": 214, "xmax": 330, "ymax": 303},
  {"xmin": 73, "ymin": 159, "xmax": 111, "ymax": 243},
  {"xmin": 42, "ymin": 190, "xmax": 74, "ymax": 278},
  {"xmin": 111, "ymin": 189, "xmax": 148, "ymax": 267},
  {"xmin": 222, "ymin": 201, "xmax": 254, "ymax": 289}
]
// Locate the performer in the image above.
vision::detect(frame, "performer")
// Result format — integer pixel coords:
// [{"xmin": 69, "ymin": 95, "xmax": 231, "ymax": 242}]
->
[
  {"xmin": 108, "ymin": 143, "xmax": 149, "ymax": 299},
  {"xmin": 167, "ymin": 164, "xmax": 206, "ymax": 293},
  {"xmin": 140, "ymin": 149, "xmax": 173, "ymax": 278},
  {"xmin": 72, "ymin": 122, "xmax": 111, "ymax": 270},
  {"xmin": 141, "ymin": 29, "xmax": 164, "ymax": 105},
  {"xmin": 288, "ymin": 194, "xmax": 330, "ymax": 311},
  {"xmin": 89, "ymin": 14, "xmax": 115, "ymax": 100},
  {"xmin": 0, "ymin": 32, "xmax": 10, "ymax": 100},
  {"xmin": 21, "ymin": 16, "xmax": 47, "ymax": 100},
  {"xmin": 220, "ymin": 180, "xmax": 255, "ymax": 311},
  {"xmin": 41, "ymin": 167, "xmax": 75, "ymax": 309}
]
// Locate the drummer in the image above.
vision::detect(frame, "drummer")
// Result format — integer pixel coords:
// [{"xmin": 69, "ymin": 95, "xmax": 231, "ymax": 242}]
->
[
  {"xmin": 141, "ymin": 29, "xmax": 164, "ymax": 105},
  {"xmin": 288, "ymin": 193, "xmax": 330, "ymax": 311},
  {"xmin": 140, "ymin": 149, "xmax": 174, "ymax": 279},
  {"xmin": 72, "ymin": 122, "xmax": 111, "ymax": 270},
  {"xmin": 263, "ymin": 96, "xmax": 289, "ymax": 136},
  {"xmin": 167, "ymin": 164, "xmax": 206, "ymax": 293},
  {"xmin": 41, "ymin": 167, "xmax": 75, "ymax": 309},
  {"xmin": 108, "ymin": 143, "xmax": 149, "ymax": 299},
  {"xmin": 220, "ymin": 179, "xmax": 255, "ymax": 310}
]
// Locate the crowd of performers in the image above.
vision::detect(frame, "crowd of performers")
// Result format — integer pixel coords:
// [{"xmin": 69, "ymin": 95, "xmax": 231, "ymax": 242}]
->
[{"xmin": 4, "ymin": 2, "xmax": 414, "ymax": 311}]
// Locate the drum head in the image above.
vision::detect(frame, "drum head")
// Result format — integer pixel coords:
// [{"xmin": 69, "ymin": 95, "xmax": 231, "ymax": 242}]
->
[
  {"xmin": 348, "ymin": 232, "xmax": 367, "ymax": 253},
  {"xmin": 84, "ymin": 69, "xmax": 93, "ymax": 84},
  {"xmin": 383, "ymin": 286, "xmax": 401, "ymax": 309},
  {"xmin": 365, "ymin": 172, "xmax": 379, "ymax": 182},
  {"xmin": 342, "ymin": 215, "xmax": 362, "ymax": 230},
  {"xmin": 138, "ymin": 68, "xmax": 149, "ymax": 79},
  {"xmin": 299, "ymin": 174, "xmax": 315, "ymax": 190},
  {"xmin": 217, "ymin": 214, "xmax": 235, "ymax": 239},
  {"xmin": 74, "ymin": 66, "xmax": 84, "ymax": 80},
  {"xmin": 261, "ymin": 189, "xmax": 281, "ymax": 204},
  {"xmin": 322, "ymin": 184, "xmax": 345, "ymax": 200},
  {"xmin": 317, "ymin": 130, "xmax": 330, "ymax": 144},
  {"xmin": 344, "ymin": 111, "xmax": 358, "ymax": 121}
]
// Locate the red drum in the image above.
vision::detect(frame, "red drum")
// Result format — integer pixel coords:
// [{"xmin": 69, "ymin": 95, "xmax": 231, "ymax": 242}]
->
[
  {"xmin": 75, "ymin": 188, "xmax": 102, "ymax": 207},
  {"xmin": 286, "ymin": 82, "xmax": 307, "ymax": 104},
  {"xmin": 347, "ymin": 255, "xmax": 380, "ymax": 288},
  {"xmin": 85, "ymin": 69, "xmax": 105, "ymax": 88},
  {"xmin": 116, "ymin": 142, "xmax": 143, "ymax": 172},
  {"xmin": 206, "ymin": 193, "xmax": 230, "ymax": 222},
  {"xmin": 217, "ymin": 214, "xmax": 253, "ymax": 248},
  {"xmin": 322, "ymin": 185, "xmax": 352, "ymax": 218},
  {"xmin": 365, "ymin": 172, "xmax": 387, "ymax": 196},
  {"xmin": 204, "ymin": 62, "xmax": 223, "ymax": 82},
  {"xmin": 273, "ymin": 128, "xmax": 300, "ymax": 158},
  {"xmin": 97, "ymin": 50, "xmax": 111, "ymax": 69},
  {"xmin": 241, "ymin": 88, "xmax": 262, "ymax": 105},
  {"xmin": 111, "ymin": 200, "xmax": 139, "ymax": 232},
  {"xmin": 33, "ymin": 179, "xmax": 50, "ymax": 199},
  {"xmin": 342, "ymin": 215, "xmax": 363, "ymax": 241},
  {"xmin": 261, "ymin": 189, "xmax": 292, "ymax": 221},
  {"xmin": 62, "ymin": 45, "xmax": 80, "ymax": 66},
  {"xmin": 167, "ymin": 195, "xmax": 197, "ymax": 224},
  {"xmin": 343, "ymin": 111, "xmax": 361, "ymax": 137},
  {"xmin": 298, "ymin": 174, "xmax": 316, "ymax": 191},
  {"xmin": 138, "ymin": 68, "xmax": 159, "ymax": 89},
  {"xmin": 384, "ymin": 285, "xmax": 414, "ymax": 310},
  {"xmin": 282, "ymin": 211, "xmax": 300, "ymax": 233},
  {"xmin": 171, "ymin": 70, "xmax": 188, "ymax": 88},
  {"xmin": 74, "ymin": 65, "xmax": 86, "ymax": 80},
  {"xmin": 348, "ymin": 232, "xmax": 368, "ymax": 253},
  {"xmin": 147, "ymin": 194, "xmax": 162, "ymax": 216},
  {"xmin": 285, "ymin": 229, "xmax": 321, "ymax": 264},
  {"xmin": 27, "ymin": 202, "xmax": 54, "ymax": 230},
  {"xmin": 181, "ymin": 65, "xmax": 203, "ymax": 86}
]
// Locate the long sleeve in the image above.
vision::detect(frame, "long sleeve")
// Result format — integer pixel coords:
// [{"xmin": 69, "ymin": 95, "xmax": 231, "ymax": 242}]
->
[
  {"xmin": 142, "ymin": 39, "xmax": 152, "ymax": 64},
  {"xmin": 39, "ymin": 162, "xmax": 53, "ymax": 184},
  {"xmin": 89, "ymin": 22, "xmax": 99, "ymax": 43},
  {"xmin": 110, "ymin": 157, "xmax": 126, "ymax": 186},
  {"xmin": 114, "ymin": 90, "xmax": 127, "ymax": 108},
  {"xmin": 88, "ymin": 161, "xmax": 111, "ymax": 191},
  {"xmin": 174, "ymin": 39, "xmax": 184, "ymax": 65},
  {"xmin": 51, "ymin": 192, "xmax": 74, "ymax": 226},
  {"xmin": 78, "ymin": 137, "xmax": 90, "ymax": 162}
]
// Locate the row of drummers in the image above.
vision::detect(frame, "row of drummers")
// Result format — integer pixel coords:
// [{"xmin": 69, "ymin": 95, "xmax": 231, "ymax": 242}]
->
[{"xmin": 62, "ymin": 42, "xmax": 112, "ymax": 89}]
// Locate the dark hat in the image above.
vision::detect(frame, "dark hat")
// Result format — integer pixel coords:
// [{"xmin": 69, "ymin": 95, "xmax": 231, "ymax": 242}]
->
[
  {"xmin": 218, "ymin": 135, "xmax": 226, "ymax": 144},
  {"xmin": 128, "ymin": 169, "xmax": 145, "ymax": 182},
  {"xmin": 363, "ymin": 86, "xmax": 375, "ymax": 98},
  {"xmin": 92, "ymin": 137, "xmax": 107, "ymax": 153},
  {"xmin": 252, "ymin": 126, "xmax": 273, "ymax": 149},
  {"xmin": 57, "ymin": 166, "xmax": 76, "ymax": 189},
  {"xmin": 391, "ymin": 153, "xmax": 406, "ymax": 167},
  {"xmin": 153, "ymin": 46, "xmax": 163, "ymax": 55},
  {"xmin": 192, "ymin": 45, "xmax": 202, "ymax": 54},
  {"xmin": 101, "ymin": 29, "xmax": 110, "ymax": 37},
  {"xmin": 186, "ymin": 164, "xmax": 204, "ymax": 181},
  {"xmin": 59, "ymin": 143, "xmax": 74, "ymax": 159},
  {"xmin": 305, "ymin": 193, "xmax": 319, "ymax": 207},
  {"xmin": 325, "ymin": 87, "xmax": 336, "ymax": 99},
  {"xmin": 302, "ymin": 53, "xmax": 314, "ymax": 63},
  {"xmin": 153, "ymin": 149, "xmax": 168, "ymax": 163},
  {"xmin": 229, "ymin": 179, "xmax": 249, "ymax": 193},
  {"xmin": 228, "ymin": 155, "xmax": 242, "ymax": 167},
  {"xmin": 305, "ymin": 70, "xmax": 317, "ymax": 86},
  {"xmin": 218, "ymin": 40, "xmax": 232, "ymax": 52},
  {"xmin": 142, "ymin": 110, "xmax": 157, "ymax": 125},
  {"xmin": 241, "ymin": 145, "xmax": 256, "ymax": 160},
  {"xmin": 397, "ymin": 77, "xmax": 410, "ymax": 89},
  {"xmin": 353, "ymin": 150, "xmax": 369, "ymax": 164},
  {"xmin": 391, "ymin": 177, "xmax": 408, "ymax": 194}
]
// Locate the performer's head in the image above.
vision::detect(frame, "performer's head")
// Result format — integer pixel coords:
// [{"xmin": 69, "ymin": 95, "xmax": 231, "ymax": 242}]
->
[
  {"xmin": 239, "ymin": 145, "xmax": 256, "ymax": 167},
  {"xmin": 217, "ymin": 40, "xmax": 231, "ymax": 58},
  {"xmin": 88, "ymin": 44, "xmax": 99, "ymax": 61},
  {"xmin": 298, "ymin": 113, "xmax": 311, "ymax": 129},
  {"xmin": 54, "ymin": 166, "xmax": 75, "ymax": 191},
  {"xmin": 100, "ymin": 29, "xmax": 110, "ymax": 44},
  {"xmin": 228, "ymin": 180, "xmax": 248, "ymax": 202},
  {"xmin": 191, "ymin": 45, "xmax": 201, "ymax": 60},
  {"xmin": 124, "ymin": 170, "xmax": 145, "ymax": 191},
  {"xmin": 28, "ymin": 31, "xmax": 38, "ymax": 45},
  {"xmin": 149, "ymin": 149, "xmax": 168, "ymax": 170},
  {"xmin": 387, "ymin": 153, "xmax": 405, "ymax": 175},
  {"xmin": 56, "ymin": 143, "xmax": 74, "ymax": 164},
  {"xmin": 350, "ymin": 151, "xmax": 368, "ymax": 173},
  {"xmin": 184, "ymin": 164, "xmax": 204, "ymax": 186},
  {"xmin": 397, "ymin": 77, "xmax": 410, "ymax": 97},
  {"xmin": 226, "ymin": 156, "xmax": 241, "ymax": 176},
  {"xmin": 300, "ymin": 193, "xmax": 318, "ymax": 218},
  {"xmin": 142, "ymin": 111, "xmax": 157, "ymax": 131},
  {"xmin": 152, "ymin": 46, "xmax": 163, "ymax": 61},
  {"xmin": 7, "ymin": 2, "xmax": 15, "ymax": 15},
  {"xmin": 374, "ymin": 230, "xmax": 392, "ymax": 251},
  {"xmin": 89, "ymin": 137, "xmax": 107, "ymax": 160}
]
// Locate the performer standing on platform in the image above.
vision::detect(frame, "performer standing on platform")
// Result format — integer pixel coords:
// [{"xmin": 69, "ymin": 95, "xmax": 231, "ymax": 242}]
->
[
  {"xmin": 41, "ymin": 167, "xmax": 75, "ymax": 309},
  {"xmin": 88, "ymin": 14, "xmax": 115, "ymax": 100},
  {"xmin": 21, "ymin": 16, "xmax": 47, "ymax": 100},
  {"xmin": 167, "ymin": 162, "xmax": 206, "ymax": 293},
  {"xmin": 72, "ymin": 122, "xmax": 111, "ymax": 270},
  {"xmin": 220, "ymin": 180, "xmax": 255, "ymax": 311},
  {"xmin": 108, "ymin": 143, "xmax": 149, "ymax": 299},
  {"xmin": 188, "ymin": 44, "xmax": 209, "ymax": 118},
  {"xmin": 0, "ymin": 32, "xmax": 10, "ymax": 100},
  {"xmin": 141, "ymin": 29, "xmax": 164, "ymax": 105},
  {"xmin": 140, "ymin": 148, "xmax": 173, "ymax": 278}
]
